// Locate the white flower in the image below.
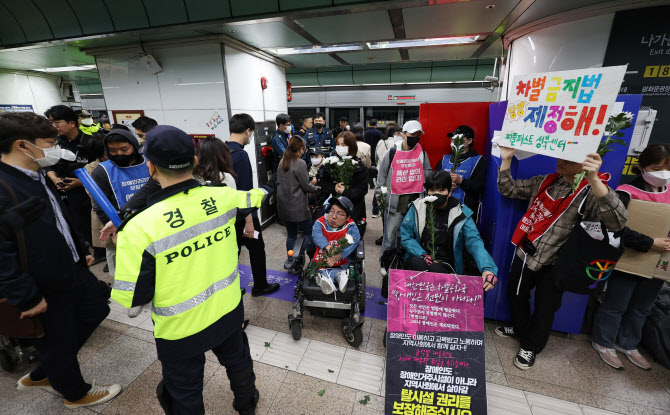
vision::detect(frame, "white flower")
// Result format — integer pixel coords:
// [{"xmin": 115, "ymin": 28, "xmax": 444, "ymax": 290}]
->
[
  {"xmin": 381, "ymin": 186, "xmax": 388, "ymax": 194},
  {"xmin": 451, "ymin": 133, "xmax": 464, "ymax": 140},
  {"xmin": 342, "ymin": 155, "xmax": 353, "ymax": 160},
  {"xmin": 326, "ymin": 156, "xmax": 338, "ymax": 164},
  {"xmin": 337, "ymin": 161, "xmax": 344, "ymax": 166},
  {"xmin": 451, "ymin": 143, "xmax": 464, "ymax": 151},
  {"xmin": 345, "ymin": 234, "xmax": 354, "ymax": 245},
  {"xmin": 424, "ymin": 195, "xmax": 438, "ymax": 203},
  {"xmin": 351, "ymin": 159, "xmax": 357, "ymax": 165},
  {"xmin": 621, "ymin": 111, "xmax": 634, "ymax": 120}
]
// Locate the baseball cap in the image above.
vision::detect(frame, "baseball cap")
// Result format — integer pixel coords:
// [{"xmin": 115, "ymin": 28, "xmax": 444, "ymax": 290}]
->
[
  {"xmin": 144, "ymin": 125, "xmax": 196, "ymax": 169},
  {"xmin": 329, "ymin": 196, "xmax": 354, "ymax": 218},
  {"xmin": 308, "ymin": 147, "xmax": 326, "ymax": 157},
  {"xmin": 447, "ymin": 125, "xmax": 475, "ymax": 140},
  {"xmin": 402, "ymin": 120, "xmax": 424, "ymax": 135}
]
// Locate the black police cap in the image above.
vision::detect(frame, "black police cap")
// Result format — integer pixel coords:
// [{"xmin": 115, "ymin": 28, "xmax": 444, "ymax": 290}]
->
[
  {"xmin": 144, "ymin": 125, "xmax": 195, "ymax": 169},
  {"xmin": 447, "ymin": 125, "xmax": 475, "ymax": 140}
]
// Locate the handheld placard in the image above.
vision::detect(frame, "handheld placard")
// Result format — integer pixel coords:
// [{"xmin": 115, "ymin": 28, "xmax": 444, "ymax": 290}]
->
[{"xmin": 74, "ymin": 168, "xmax": 122, "ymax": 227}]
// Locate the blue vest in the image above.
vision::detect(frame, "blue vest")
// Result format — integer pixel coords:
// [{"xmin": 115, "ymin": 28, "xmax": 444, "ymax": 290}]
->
[
  {"xmin": 99, "ymin": 160, "xmax": 151, "ymax": 208},
  {"xmin": 440, "ymin": 154, "xmax": 482, "ymax": 203}
]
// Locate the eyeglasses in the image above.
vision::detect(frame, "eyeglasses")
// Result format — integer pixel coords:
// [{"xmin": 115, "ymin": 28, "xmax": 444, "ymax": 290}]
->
[{"xmin": 330, "ymin": 210, "xmax": 348, "ymax": 218}]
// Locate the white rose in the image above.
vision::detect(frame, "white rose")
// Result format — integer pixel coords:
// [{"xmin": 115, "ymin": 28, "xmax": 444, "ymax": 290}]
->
[
  {"xmin": 424, "ymin": 195, "xmax": 438, "ymax": 203},
  {"xmin": 337, "ymin": 161, "xmax": 344, "ymax": 166},
  {"xmin": 345, "ymin": 234, "xmax": 354, "ymax": 245},
  {"xmin": 381, "ymin": 186, "xmax": 388, "ymax": 194},
  {"xmin": 351, "ymin": 159, "xmax": 357, "ymax": 165},
  {"xmin": 342, "ymin": 155, "xmax": 353, "ymax": 160},
  {"xmin": 621, "ymin": 111, "xmax": 634, "ymax": 120}
]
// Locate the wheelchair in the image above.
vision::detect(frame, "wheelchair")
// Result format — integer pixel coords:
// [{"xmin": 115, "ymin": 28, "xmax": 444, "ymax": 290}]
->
[
  {"xmin": 284, "ymin": 236, "xmax": 367, "ymax": 347},
  {"xmin": 0, "ymin": 335, "xmax": 38, "ymax": 373}
]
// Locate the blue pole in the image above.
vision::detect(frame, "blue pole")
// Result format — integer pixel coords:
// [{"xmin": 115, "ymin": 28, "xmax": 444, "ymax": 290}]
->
[{"xmin": 74, "ymin": 168, "xmax": 122, "ymax": 227}]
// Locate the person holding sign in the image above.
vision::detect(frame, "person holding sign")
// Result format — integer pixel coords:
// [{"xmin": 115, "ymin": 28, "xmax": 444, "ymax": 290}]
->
[
  {"xmin": 592, "ymin": 144, "xmax": 670, "ymax": 370},
  {"xmin": 495, "ymin": 146, "xmax": 628, "ymax": 370},
  {"xmin": 375, "ymin": 120, "xmax": 433, "ymax": 275},
  {"xmin": 400, "ymin": 171, "xmax": 497, "ymax": 291}
]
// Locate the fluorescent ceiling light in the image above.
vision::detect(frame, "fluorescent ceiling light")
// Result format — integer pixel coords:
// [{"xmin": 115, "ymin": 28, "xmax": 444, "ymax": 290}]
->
[
  {"xmin": 33, "ymin": 65, "xmax": 96, "ymax": 73},
  {"xmin": 367, "ymin": 35, "xmax": 480, "ymax": 49},
  {"xmin": 270, "ymin": 44, "xmax": 363, "ymax": 55}
]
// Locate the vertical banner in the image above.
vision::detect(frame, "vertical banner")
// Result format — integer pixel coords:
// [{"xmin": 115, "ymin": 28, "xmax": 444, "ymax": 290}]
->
[
  {"xmin": 385, "ymin": 269, "xmax": 486, "ymax": 414},
  {"xmin": 499, "ymin": 66, "xmax": 626, "ymax": 163}
]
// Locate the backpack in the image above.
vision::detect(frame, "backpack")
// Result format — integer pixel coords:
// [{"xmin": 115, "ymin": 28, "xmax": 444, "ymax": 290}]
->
[{"xmin": 642, "ymin": 282, "xmax": 670, "ymax": 369}]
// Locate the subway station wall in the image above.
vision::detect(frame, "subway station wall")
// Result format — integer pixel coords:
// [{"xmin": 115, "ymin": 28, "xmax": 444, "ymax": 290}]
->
[{"xmin": 0, "ymin": 72, "xmax": 78, "ymax": 115}]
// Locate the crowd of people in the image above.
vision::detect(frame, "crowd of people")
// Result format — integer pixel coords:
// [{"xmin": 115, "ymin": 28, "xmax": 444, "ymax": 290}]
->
[{"xmin": 0, "ymin": 105, "xmax": 668, "ymax": 414}]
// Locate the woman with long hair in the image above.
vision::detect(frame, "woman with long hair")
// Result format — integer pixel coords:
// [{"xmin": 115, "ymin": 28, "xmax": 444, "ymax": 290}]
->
[
  {"xmin": 351, "ymin": 122, "xmax": 372, "ymax": 168},
  {"xmin": 193, "ymin": 137, "xmax": 236, "ymax": 188},
  {"xmin": 277, "ymin": 137, "xmax": 321, "ymax": 265},
  {"xmin": 592, "ymin": 144, "xmax": 670, "ymax": 370}
]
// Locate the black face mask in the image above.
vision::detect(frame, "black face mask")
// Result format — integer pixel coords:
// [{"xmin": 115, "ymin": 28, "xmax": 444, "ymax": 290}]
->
[
  {"xmin": 406, "ymin": 135, "xmax": 420, "ymax": 149},
  {"xmin": 431, "ymin": 194, "xmax": 449, "ymax": 208},
  {"xmin": 109, "ymin": 153, "xmax": 135, "ymax": 167},
  {"xmin": 314, "ymin": 123, "xmax": 324, "ymax": 130}
]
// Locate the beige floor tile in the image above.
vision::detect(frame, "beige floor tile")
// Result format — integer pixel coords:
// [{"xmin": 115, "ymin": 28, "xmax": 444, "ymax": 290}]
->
[
  {"xmin": 0, "ymin": 376, "xmax": 53, "ymax": 415},
  {"xmin": 486, "ymin": 370, "xmax": 509, "ymax": 387},
  {"xmin": 269, "ymin": 382, "xmax": 356, "ymax": 415},
  {"xmin": 485, "ymin": 326, "xmax": 504, "ymax": 373},
  {"xmin": 101, "ymin": 369, "xmax": 163, "ymax": 415},
  {"xmin": 351, "ymin": 390, "xmax": 385, "ymax": 414},
  {"xmin": 242, "ymin": 293, "xmax": 273, "ymax": 317},
  {"xmin": 261, "ymin": 298, "xmax": 296, "ymax": 323},
  {"xmin": 506, "ymin": 375, "xmax": 597, "ymax": 406},
  {"xmin": 592, "ymin": 394, "xmax": 670, "ymax": 415}
]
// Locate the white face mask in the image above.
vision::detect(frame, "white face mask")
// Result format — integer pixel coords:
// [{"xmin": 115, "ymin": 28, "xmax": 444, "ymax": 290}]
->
[
  {"xmin": 22, "ymin": 141, "xmax": 76, "ymax": 168},
  {"xmin": 393, "ymin": 134, "xmax": 403, "ymax": 146},
  {"xmin": 247, "ymin": 132, "xmax": 255, "ymax": 145},
  {"xmin": 283, "ymin": 126, "xmax": 291, "ymax": 134},
  {"xmin": 642, "ymin": 169, "xmax": 670, "ymax": 187},
  {"xmin": 311, "ymin": 157, "xmax": 323, "ymax": 166},
  {"xmin": 335, "ymin": 146, "xmax": 349, "ymax": 157},
  {"xmin": 81, "ymin": 117, "xmax": 94, "ymax": 126}
]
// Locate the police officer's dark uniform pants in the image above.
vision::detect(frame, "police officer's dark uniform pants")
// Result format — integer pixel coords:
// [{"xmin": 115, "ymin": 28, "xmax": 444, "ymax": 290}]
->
[
  {"xmin": 507, "ymin": 256, "xmax": 564, "ymax": 353},
  {"xmin": 160, "ymin": 328, "xmax": 257, "ymax": 415},
  {"xmin": 65, "ymin": 187, "xmax": 93, "ymax": 247},
  {"xmin": 30, "ymin": 266, "xmax": 110, "ymax": 402},
  {"xmin": 235, "ymin": 217, "xmax": 270, "ymax": 290}
]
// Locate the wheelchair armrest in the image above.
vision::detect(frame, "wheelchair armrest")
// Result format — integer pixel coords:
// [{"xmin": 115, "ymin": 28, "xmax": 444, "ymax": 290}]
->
[
  {"xmin": 355, "ymin": 240, "xmax": 365, "ymax": 260},
  {"xmin": 291, "ymin": 236, "xmax": 304, "ymax": 255}
]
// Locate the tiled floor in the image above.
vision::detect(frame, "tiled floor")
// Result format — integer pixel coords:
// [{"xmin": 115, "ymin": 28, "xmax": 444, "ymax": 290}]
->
[{"xmin": 2, "ymin": 192, "xmax": 669, "ymax": 414}]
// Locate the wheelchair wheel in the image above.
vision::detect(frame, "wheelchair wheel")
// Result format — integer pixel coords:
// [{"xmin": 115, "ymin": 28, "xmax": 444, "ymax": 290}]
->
[
  {"xmin": 342, "ymin": 321, "xmax": 363, "ymax": 347},
  {"xmin": 290, "ymin": 320, "xmax": 302, "ymax": 341},
  {"xmin": 0, "ymin": 349, "xmax": 16, "ymax": 373}
]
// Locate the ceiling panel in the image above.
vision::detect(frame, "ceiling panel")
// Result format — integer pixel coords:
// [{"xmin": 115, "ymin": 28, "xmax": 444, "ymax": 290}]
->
[
  {"xmin": 33, "ymin": 0, "xmax": 83, "ymax": 39},
  {"xmin": 1, "ymin": 1, "xmax": 53, "ymax": 42},
  {"xmin": 143, "ymin": 0, "xmax": 188, "ymax": 26},
  {"xmin": 508, "ymin": 0, "xmax": 612, "ymax": 32},
  {"xmin": 297, "ymin": 11, "xmax": 395, "ymax": 44},
  {"xmin": 478, "ymin": 40, "xmax": 503, "ymax": 58},
  {"xmin": 280, "ymin": 53, "xmax": 342, "ymax": 67},
  {"xmin": 230, "ymin": 0, "xmax": 278, "ymax": 16},
  {"xmin": 184, "ymin": 0, "xmax": 231, "ymax": 22},
  {"xmin": 408, "ymin": 44, "xmax": 482, "ymax": 62},
  {"xmin": 403, "ymin": 0, "xmax": 520, "ymax": 39},
  {"xmin": 69, "ymin": 0, "xmax": 115, "ymax": 35},
  {"xmin": 336, "ymin": 49, "xmax": 402, "ymax": 64},
  {"xmin": 281, "ymin": 0, "xmax": 331, "ymax": 10},
  {"xmin": 220, "ymin": 22, "xmax": 312, "ymax": 48},
  {"xmin": 0, "ymin": 3, "xmax": 27, "ymax": 46},
  {"xmin": 103, "ymin": 0, "xmax": 149, "ymax": 31}
]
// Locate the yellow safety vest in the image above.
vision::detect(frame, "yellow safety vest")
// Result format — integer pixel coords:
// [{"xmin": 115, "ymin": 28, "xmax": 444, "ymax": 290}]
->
[
  {"xmin": 79, "ymin": 123, "xmax": 100, "ymax": 135},
  {"xmin": 111, "ymin": 184, "xmax": 267, "ymax": 340}
]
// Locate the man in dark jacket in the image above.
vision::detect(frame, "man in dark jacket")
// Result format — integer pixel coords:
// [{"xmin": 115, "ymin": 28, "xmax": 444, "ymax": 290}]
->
[
  {"xmin": 0, "ymin": 112, "xmax": 120, "ymax": 408},
  {"xmin": 364, "ymin": 119, "xmax": 383, "ymax": 165},
  {"xmin": 304, "ymin": 112, "xmax": 334, "ymax": 152}
]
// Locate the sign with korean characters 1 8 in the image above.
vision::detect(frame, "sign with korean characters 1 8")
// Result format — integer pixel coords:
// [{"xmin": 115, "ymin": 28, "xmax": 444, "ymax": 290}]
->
[
  {"xmin": 499, "ymin": 66, "xmax": 627, "ymax": 163},
  {"xmin": 385, "ymin": 270, "xmax": 486, "ymax": 415}
]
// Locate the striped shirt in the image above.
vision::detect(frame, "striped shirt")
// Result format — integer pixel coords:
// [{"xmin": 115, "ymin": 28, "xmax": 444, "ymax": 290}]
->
[{"xmin": 497, "ymin": 168, "xmax": 627, "ymax": 271}]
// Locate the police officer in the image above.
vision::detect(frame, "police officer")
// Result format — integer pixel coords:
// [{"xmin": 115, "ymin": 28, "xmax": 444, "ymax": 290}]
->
[
  {"xmin": 304, "ymin": 112, "xmax": 334, "ymax": 152},
  {"xmin": 112, "ymin": 125, "xmax": 274, "ymax": 415},
  {"xmin": 439, "ymin": 125, "xmax": 487, "ymax": 214},
  {"xmin": 77, "ymin": 110, "xmax": 104, "ymax": 135}
]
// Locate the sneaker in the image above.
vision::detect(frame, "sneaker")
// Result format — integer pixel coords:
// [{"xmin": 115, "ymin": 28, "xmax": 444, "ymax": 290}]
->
[
  {"xmin": 320, "ymin": 276, "xmax": 336, "ymax": 295},
  {"xmin": 592, "ymin": 342, "xmax": 624, "ymax": 370},
  {"xmin": 380, "ymin": 267, "xmax": 388, "ymax": 277},
  {"xmin": 127, "ymin": 305, "xmax": 143, "ymax": 318},
  {"xmin": 513, "ymin": 348, "xmax": 536, "ymax": 370},
  {"xmin": 17, "ymin": 373, "xmax": 56, "ymax": 393},
  {"xmin": 494, "ymin": 326, "xmax": 518, "ymax": 339},
  {"xmin": 613, "ymin": 345, "xmax": 651, "ymax": 370},
  {"xmin": 64, "ymin": 383, "xmax": 122, "ymax": 408},
  {"xmin": 371, "ymin": 212, "xmax": 380, "ymax": 218},
  {"xmin": 375, "ymin": 236, "xmax": 383, "ymax": 246},
  {"xmin": 336, "ymin": 270, "xmax": 349, "ymax": 293}
]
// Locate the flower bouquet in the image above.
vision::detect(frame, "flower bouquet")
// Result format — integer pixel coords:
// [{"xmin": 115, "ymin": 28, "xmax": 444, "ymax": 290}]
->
[
  {"xmin": 449, "ymin": 134, "xmax": 467, "ymax": 173},
  {"xmin": 324, "ymin": 155, "xmax": 358, "ymax": 188},
  {"xmin": 377, "ymin": 186, "xmax": 389, "ymax": 213},
  {"xmin": 305, "ymin": 234, "xmax": 355, "ymax": 279},
  {"xmin": 571, "ymin": 111, "xmax": 634, "ymax": 192}
]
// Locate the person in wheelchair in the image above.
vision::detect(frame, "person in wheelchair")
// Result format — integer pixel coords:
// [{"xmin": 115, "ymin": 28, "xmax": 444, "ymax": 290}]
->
[
  {"xmin": 400, "ymin": 170, "xmax": 498, "ymax": 291},
  {"xmin": 311, "ymin": 196, "xmax": 361, "ymax": 295}
]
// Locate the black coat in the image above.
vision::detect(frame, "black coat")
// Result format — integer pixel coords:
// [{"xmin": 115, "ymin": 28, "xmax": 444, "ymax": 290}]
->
[
  {"xmin": 0, "ymin": 162, "xmax": 90, "ymax": 311},
  {"xmin": 319, "ymin": 156, "xmax": 369, "ymax": 222}
]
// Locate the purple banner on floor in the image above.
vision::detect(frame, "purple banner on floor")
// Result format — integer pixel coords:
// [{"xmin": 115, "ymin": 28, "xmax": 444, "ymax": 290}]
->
[{"xmin": 237, "ymin": 265, "xmax": 387, "ymax": 321}]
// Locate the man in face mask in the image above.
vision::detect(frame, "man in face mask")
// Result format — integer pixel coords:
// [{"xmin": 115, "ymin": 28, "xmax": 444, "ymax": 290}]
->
[
  {"xmin": 270, "ymin": 113, "xmax": 293, "ymax": 173},
  {"xmin": 305, "ymin": 112, "xmax": 334, "ymax": 152},
  {"xmin": 0, "ymin": 112, "xmax": 121, "ymax": 408},
  {"xmin": 90, "ymin": 130, "xmax": 150, "ymax": 317},
  {"xmin": 77, "ymin": 109, "xmax": 102, "ymax": 136}
]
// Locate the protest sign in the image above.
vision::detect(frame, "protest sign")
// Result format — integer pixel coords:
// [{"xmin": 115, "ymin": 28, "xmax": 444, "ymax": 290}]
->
[
  {"xmin": 390, "ymin": 144, "xmax": 425, "ymax": 195},
  {"xmin": 385, "ymin": 269, "xmax": 486, "ymax": 414},
  {"xmin": 499, "ymin": 66, "xmax": 627, "ymax": 163}
]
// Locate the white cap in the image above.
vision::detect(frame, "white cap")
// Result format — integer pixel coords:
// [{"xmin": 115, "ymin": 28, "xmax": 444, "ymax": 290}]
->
[{"xmin": 403, "ymin": 120, "xmax": 424, "ymax": 135}]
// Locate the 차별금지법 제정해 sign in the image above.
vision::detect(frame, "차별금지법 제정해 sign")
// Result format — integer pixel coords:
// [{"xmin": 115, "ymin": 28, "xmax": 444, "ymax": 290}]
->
[
  {"xmin": 385, "ymin": 269, "xmax": 486, "ymax": 414},
  {"xmin": 499, "ymin": 65, "xmax": 627, "ymax": 163}
]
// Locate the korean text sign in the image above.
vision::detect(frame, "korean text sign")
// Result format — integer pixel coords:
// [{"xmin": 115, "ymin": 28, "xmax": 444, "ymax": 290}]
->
[
  {"xmin": 500, "ymin": 66, "xmax": 627, "ymax": 163},
  {"xmin": 385, "ymin": 270, "xmax": 486, "ymax": 414}
]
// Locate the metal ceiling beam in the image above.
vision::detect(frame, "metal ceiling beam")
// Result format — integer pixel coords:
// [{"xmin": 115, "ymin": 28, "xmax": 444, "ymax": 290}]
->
[
  {"xmin": 388, "ymin": 8, "xmax": 409, "ymax": 62},
  {"xmin": 281, "ymin": 17, "xmax": 349, "ymax": 66},
  {"xmin": 469, "ymin": 0, "xmax": 535, "ymax": 59}
]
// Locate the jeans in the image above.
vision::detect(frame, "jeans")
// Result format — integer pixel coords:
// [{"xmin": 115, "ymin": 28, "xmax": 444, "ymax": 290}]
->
[
  {"xmin": 379, "ymin": 210, "xmax": 404, "ymax": 263},
  {"xmin": 507, "ymin": 256, "xmax": 564, "ymax": 353},
  {"xmin": 372, "ymin": 195, "xmax": 379, "ymax": 214},
  {"xmin": 285, "ymin": 219, "xmax": 313, "ymax": 257},
  {"xmin": 592, "ymin": 270, "xmax": 664, "ymax": 350}
]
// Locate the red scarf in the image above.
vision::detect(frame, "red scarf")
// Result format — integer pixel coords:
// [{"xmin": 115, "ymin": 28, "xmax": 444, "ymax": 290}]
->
[
  {"xmin": 312, "ymin": 216, "xmax": 355, "ymax": 268},
  {"xmin": 512, "ymin": 172, "xmax": 610, "ymax": 249}
]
